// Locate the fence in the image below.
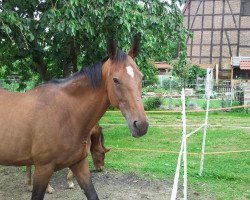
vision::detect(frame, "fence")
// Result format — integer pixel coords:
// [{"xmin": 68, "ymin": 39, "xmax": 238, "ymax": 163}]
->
[
  {"xmin": 214, "ymin": 84, "xmax": 231, "ymax": 94},
  {"xmin": 213, "ymin": 84, "xmax": 244, "ymax": 103},
  {"xmin": 170, "ymin": 68, "xmax": 213, "ymax": 200},
  {"xmin": 1, "ymin": 78, "xmax": 248, "ymax": 111},
  {"xmin": 143, "ymin": 78, "xmax": 248, "ymax": 109}
]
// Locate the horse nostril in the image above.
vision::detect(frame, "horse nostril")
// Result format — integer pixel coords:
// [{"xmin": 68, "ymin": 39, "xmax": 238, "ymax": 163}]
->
[{"xmin": 133, "ymin": 121, "xmax": 138, "ymax": 128}]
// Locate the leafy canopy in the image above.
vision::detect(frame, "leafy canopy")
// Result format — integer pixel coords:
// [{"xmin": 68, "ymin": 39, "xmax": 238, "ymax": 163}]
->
[{"xmin": 0, "ymin": 0, "xmax": 188, "ymax": 90}]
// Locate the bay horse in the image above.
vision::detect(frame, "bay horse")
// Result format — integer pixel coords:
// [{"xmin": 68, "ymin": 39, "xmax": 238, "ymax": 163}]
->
[
  {"xmin": 25, "ymin": 123, "xmax": 109, "ymax": 193},
  {"xmin": 0, "ymin": 36, "xmax": 148, "ymax": 200}
]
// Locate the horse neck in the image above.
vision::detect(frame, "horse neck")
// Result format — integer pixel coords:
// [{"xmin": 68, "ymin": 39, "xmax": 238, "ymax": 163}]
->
[{"xmin": 61, "ymin": 76, "xmax": 110, "ymax": 134}]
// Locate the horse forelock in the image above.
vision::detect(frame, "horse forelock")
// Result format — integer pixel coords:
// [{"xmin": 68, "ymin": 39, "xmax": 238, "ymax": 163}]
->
[{"xmin": 113, "ymin": 50, "xmax": 128, "ymax": 63}]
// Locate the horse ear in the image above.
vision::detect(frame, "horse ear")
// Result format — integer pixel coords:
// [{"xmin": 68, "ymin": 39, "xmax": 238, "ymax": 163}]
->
[
  {"xmin": 128, "ymin": 34, "xmax": 141, "ymax": 59},
  {"xmin": 107, "ymin": 38, "xmax": 117, "ymax": 60}
]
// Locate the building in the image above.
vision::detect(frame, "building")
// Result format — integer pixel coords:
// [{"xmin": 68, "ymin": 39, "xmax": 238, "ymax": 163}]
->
[
  {"xmin": 183, "ymin": 0, "xmax": 250, "ymax": 80},
  {"xmin": 231, "ymin": 57, "xmax": 250, "ymax": 81},
  {"xmin": 154, "ymin": 62, "xmax": 172, "ymax": 86},
  {"xmin": 154, "ymin": 62, "xmax": 172, "ymax": 75}
]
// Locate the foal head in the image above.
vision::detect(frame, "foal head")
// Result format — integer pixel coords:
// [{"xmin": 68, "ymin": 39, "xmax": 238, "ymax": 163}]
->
[
  {"xmin": 103, "ymin": 36, "xmax": 149, "ymax": 138},
  {"xmin": 90, "ymin": 125, "xmax": 109, "ymax": 171}
]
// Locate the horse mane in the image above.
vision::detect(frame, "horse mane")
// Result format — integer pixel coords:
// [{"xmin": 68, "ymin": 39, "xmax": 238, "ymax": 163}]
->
[
  {"xmin": 46, "ymin": 50, "xmax": 128, "ymax": 89},
  {"xmin": 77, "ymin": 57, "xmax": 108, "ymax": 88},
  {"xmin": 100, "ymin": 127, "xmax": 105, "ymax": 147}
]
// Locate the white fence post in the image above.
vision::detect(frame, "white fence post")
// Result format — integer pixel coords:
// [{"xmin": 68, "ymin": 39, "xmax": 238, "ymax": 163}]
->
[
  {"xmin": 170, "ymin": 140, "xmax": 184, "ymax": 200},
  {"xmin": 181, "ymin": 89, "xmax": 188, "ymax": 200},
  {"xmin": 199, "ymin": 69, "xmax": 213, "ymax": 176},
  {"xmin": 170, "ymin": 89, "xmax": 188, "ymax": 200},
  {"xmin": 171, "ymin": 70, "xmax": 213, "ymax": 198},
  {"xmin": 199, "ymin": 95, "xmax": 210, "ymax": 176}
]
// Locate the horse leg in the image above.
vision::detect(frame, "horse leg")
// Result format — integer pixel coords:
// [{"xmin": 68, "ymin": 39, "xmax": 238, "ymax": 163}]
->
[
  {"xmin": 25, "ymin": 165, "xmax": 54, "ymax": 194},
  {"xmin": 70, "ymin": 158, "xmax": 99, "ymax": 200},
  {"xmin": 67, "ymin": 169, "xmax": 75, "ymax": 189},
  {"xmin": 26, "ymin": 166, "xmax": 33, "ymax": 192},
  {"xmin": 31, "ymin": 164, "xmax": 54, "ymax": 200}
]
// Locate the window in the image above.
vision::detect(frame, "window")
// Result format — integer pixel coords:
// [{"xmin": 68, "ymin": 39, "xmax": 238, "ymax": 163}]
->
[{"xmin": 241, "ymin": 0, "xmax": 250, "ymax": 16}]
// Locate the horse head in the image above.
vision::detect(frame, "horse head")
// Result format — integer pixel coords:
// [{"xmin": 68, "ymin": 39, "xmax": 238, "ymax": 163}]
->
[
  {"xmin": 103, "ymin": 36, "xmax": 149, "ymax": 138},
  {"xmin": 90, "ymin": 125, "xmax": 109, "ymax": 171}
]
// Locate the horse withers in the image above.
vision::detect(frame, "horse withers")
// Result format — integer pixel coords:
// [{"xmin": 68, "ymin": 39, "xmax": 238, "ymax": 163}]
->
[
  {"xmin": 0, "ymin": 36, "xmax": 148, "ymax": 200},
  {"xmin": 25, "ymin": 123, "xmax": 109, "ymax": 193}
]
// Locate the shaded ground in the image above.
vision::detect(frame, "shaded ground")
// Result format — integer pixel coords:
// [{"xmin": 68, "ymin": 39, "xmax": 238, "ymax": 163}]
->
[{"xmin": 0, "ymin": 166, "xmax": 172, "ymax": 200}]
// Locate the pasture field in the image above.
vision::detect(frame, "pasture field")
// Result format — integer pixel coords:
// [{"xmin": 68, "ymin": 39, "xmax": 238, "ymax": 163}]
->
[{"xmin": 98, "ymin": 111, "xmax": 250, "ymax": 200}]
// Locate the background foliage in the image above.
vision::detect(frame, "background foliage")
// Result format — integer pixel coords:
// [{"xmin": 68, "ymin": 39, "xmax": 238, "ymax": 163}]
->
[
  {"xmin": 0, "ymin": 0, "xmax": 188, "ymax": 90},
  {"xmin": 171, "ymin": 59, "xmax": 206, "ymax": 87}
]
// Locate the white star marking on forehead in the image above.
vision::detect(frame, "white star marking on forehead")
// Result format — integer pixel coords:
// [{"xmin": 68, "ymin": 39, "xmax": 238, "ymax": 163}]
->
[{"xmin": 126, "ymin": 66, "xmax": 134, "ymax": 78}]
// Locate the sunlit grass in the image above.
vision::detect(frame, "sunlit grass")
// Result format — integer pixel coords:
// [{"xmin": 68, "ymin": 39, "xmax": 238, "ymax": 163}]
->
[{"xmin": 95, "ymin": 112, "xmax": 250, "ymax": 200}]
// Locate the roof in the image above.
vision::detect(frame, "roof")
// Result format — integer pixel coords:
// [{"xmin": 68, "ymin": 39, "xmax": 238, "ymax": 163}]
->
[
  {"xmin": 154, "ymin": 62, "xmax": 171, "ymax": 70},
  {"xmin": 240, "ymin": 61, "xmax": 250, "ymax": 70}
]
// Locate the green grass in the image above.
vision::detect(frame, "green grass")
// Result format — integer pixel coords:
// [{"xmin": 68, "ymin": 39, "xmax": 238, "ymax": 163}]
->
[{"xmin": 94, "ymin": 112, "xmax": 250, "ymax": 200}]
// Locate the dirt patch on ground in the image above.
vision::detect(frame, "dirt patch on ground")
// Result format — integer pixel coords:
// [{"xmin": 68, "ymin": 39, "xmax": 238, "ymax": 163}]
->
[{"xmin": 0, "ymin": 166, "xmax": 172, "ymax": 200}]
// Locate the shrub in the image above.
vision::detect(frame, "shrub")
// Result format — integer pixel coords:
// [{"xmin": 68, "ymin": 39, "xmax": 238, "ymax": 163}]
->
[
  {"xmin": 142, "ymin": 84, "xmax": 158, "ymax": 93},
  {"xmin": 202, "ymin": 101, "xmax": 209, "ymax": 110},
  {"xmin": 201, "ymin": 100, "xmax": 221, "ymax": 110},
  {"xmin": 187, "ymin": 101, "xmax": 197, "ymax": 109},
  {"xmin": 220, "ymin": 99, "xmax": 245, "ymax": 112},
  {"xmin": 231, "ymin": 101, "xmax": 244, "ymax": 112},
  {"xmin": 143, "ymin": 97, "xmax": 163, "ymax": 111},
  {"xmin": 162, "ymin": 78, "xmax": 182, "ymax": 91},
  {"xmin": 221, "ymin": 98, "xmax": 231, "ymax": 108}
]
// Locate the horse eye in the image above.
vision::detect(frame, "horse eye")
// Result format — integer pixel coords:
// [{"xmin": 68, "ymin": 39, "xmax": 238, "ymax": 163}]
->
[{"xmin": 113, "ymin": 77, "xmax": 120, "ymax": 85}]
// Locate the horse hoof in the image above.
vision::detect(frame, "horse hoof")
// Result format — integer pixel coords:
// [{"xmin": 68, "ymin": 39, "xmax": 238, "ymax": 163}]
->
[
  {"xmin": 68, "ymin": 182, "xmax": 75, "ymax": 189},
  {"xmin": 46, "ymin": 186, "xmax": 55, "ymax": 194},
  {"xmin": 27, "ymin": 185, "xmax": 33, "ymax": 192},
  {"xmin": 95, "ymin": 166, "xmax": 104, "ymax": 172}
]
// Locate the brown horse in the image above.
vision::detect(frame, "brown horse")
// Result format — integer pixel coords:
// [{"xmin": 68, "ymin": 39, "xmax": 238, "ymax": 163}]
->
[
  {"xmin": 0, "ymin": 36, "xmax": 148, "ymax": 200},
  {"xmin": 89, "ymin": 124, "xmax": 110, "ymax": 172},
  {"xmin": 25, "ymin": 123, "xmax": 109, "ymax": 193}
]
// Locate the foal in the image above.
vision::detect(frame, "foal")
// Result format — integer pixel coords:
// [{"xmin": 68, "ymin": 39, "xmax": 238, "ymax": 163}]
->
[
  {"xmin": 0, "ymin": 36, "xmax": 148, "ymax": 200},
  {"xmin": 25, "ymin": 123, "xmax": 109, "ymax": 193}
]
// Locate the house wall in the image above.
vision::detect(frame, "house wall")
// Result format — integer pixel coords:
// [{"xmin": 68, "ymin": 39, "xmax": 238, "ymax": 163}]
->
[{"xmin": 183, "ymin": 0, "xmax": 250, "ymax": 79}]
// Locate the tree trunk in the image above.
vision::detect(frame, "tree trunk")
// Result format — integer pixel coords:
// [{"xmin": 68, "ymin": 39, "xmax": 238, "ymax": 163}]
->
[
  {"xmin": 62, "ymin": 60, "xmax": 71, "ymax": 77},
  {"xmin": 70, "ymin": 39, "xmax": 79, "ymax": 73},
  {"xmin": 32, "ymin": 52, "xmax": 50, "ymax": 81},
  {"xmin": 30, "ymin": 37, "xmax": 50, "ymax": 81},
  {"xmin": 62, "ymin": 38, "xmax": 79, "ymax": 77}
]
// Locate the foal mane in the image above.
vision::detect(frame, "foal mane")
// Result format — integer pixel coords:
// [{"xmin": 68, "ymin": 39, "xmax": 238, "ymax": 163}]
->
[
  {"xmin": 46, "ymin": 50, "xmax": 128, "ymax": 89},
  {"xmin": 100, "ymin": 127, "xmax": 105, "ymax": 147}
]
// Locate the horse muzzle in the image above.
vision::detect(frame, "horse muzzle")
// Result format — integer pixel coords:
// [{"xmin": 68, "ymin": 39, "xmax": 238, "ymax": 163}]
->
[{"xmin": 130, "ymin": 120, "xmax": 149, "ymax": 138}]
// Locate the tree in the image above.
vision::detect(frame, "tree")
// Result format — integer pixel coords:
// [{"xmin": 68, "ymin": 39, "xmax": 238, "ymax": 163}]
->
[
  {"xmin": 171, "ymin": 59, "xmax": 206, "ymax": 88},
  {"xmin": 0, "ymin": 0, "xmax": 188, "ymax": 90}
]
